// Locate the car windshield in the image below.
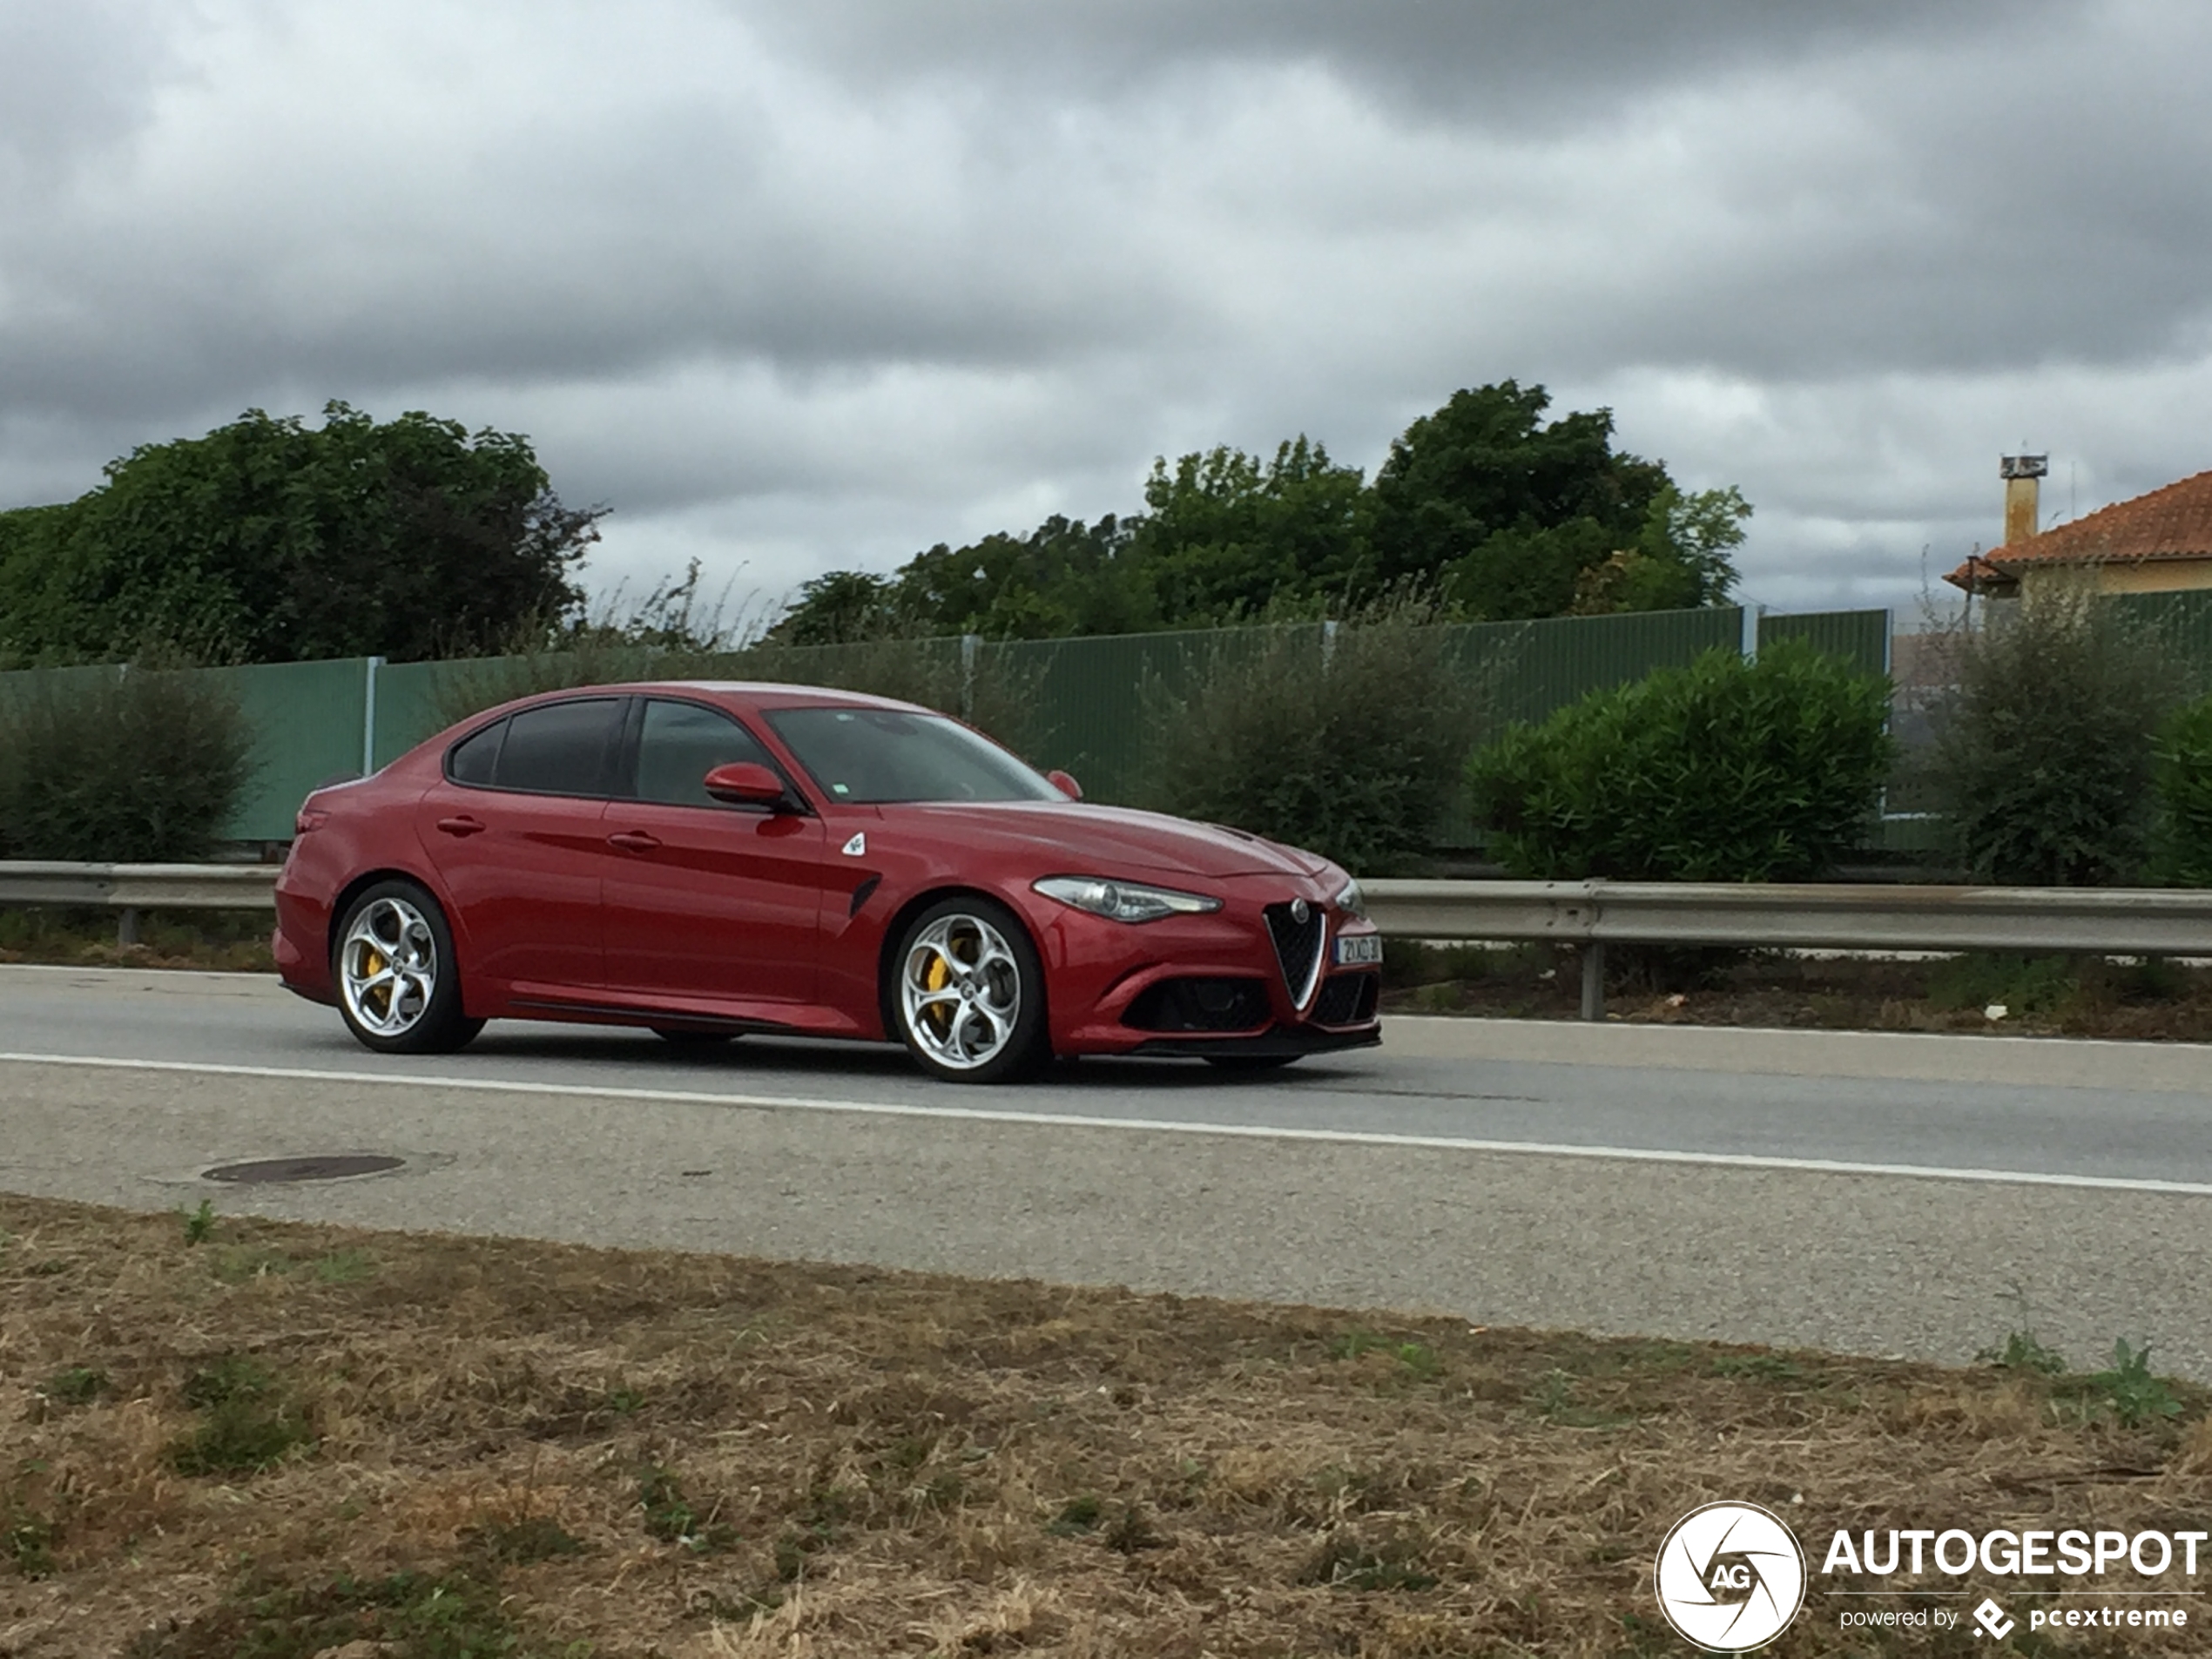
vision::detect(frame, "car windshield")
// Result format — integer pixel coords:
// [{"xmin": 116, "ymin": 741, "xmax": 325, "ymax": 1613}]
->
[{"xmin": 765, "ymin": 707, "xmax": 1062, "ymax": 805}]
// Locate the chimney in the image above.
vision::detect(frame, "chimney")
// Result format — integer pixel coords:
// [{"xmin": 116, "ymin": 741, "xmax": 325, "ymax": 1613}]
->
[{"xmin": 2000, "ymin": 453, "xmax": 2047, "ymax": 547}]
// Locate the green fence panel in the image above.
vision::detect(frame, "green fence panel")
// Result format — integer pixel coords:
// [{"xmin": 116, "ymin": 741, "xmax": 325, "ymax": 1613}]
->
[
  {"xmin": 2112, "ymin": 589, "xmax": 2212, "ymax": 696},
  {"xmin": 369, "ymin": 658, "xmax": 516, "ymax": 768},
  {"xmin": 764, "ymin": 636, "xmax": 969, "ymax": 692},
  {"xmin": 0, "ymin": 606, "xmax": 1922, "ymax": 852},
  {"xmin": 0, "ymin": 662, "xmax": 127, "ymax": 712},
  {"xmin": 985, "ymin": 624, "xmax": 1324, "ymax": 806},
  {"xmin": 1758, "ymin": 608, "xmax": 1892, "ymax": 677},
  {"xmin": 1444, "ymin": 606, "xmax": 1744, "ymax": 730},
  {"xmin": 209, "ymin": 658, "xmax": 374, "ymax": 840}
]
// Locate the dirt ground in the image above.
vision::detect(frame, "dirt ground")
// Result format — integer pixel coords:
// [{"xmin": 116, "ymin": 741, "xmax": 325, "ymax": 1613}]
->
[{"xmin": 3, "ymin": 1194, "xmax": 2211, "ymax": 1657}]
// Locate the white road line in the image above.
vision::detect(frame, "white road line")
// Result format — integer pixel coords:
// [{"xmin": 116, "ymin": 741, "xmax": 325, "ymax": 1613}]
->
[{"xmin": 4, "ymin": 1049, "xmax": 2210, "ymax": 1201}]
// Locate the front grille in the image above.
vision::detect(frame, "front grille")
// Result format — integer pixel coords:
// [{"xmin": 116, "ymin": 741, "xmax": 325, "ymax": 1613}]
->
[
  {"xmin": 1123, "ymin": 977, "xmax": 1271, "ymax": 1033},
  {"xmin": 1264, "ymin": 900, "xmax": 1325, "ymax": 1009},
  {"xmin": 1312, "ymin": 973, "xmax": 1379, "ymax": 1027}
]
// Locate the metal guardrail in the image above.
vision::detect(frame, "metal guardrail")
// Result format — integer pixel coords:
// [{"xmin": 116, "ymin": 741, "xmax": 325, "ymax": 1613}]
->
[
  {"xmin": 3, "ymin": 865, "xmax": 2209, "ymax": 1019},
  {"xmin": 0, "ymin": 862, "xmax": 280, "ymax": 944},
  {"xmin": 1362, "ymin": 879, "xmax": 2212, "ymax": 1019}
]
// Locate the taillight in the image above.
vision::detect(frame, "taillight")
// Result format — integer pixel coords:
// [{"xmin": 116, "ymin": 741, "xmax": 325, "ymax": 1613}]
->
[{"xmin": 295, "ymin": 808, "xmax": 330, "ymax": 835}]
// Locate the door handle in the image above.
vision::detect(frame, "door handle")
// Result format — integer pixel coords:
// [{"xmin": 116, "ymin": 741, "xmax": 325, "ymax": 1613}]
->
[
  {"xmin": 435, "ymin": 815, "xmax": 486, "ymax": 837},
  {"xmin": 607, "ymin": 830, "xmax": 663, "ymax": 853}
]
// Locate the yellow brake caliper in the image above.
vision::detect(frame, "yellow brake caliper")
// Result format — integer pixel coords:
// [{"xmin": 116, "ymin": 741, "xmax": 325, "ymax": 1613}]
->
[
  {"xmin": 923, "ymin": 952, "xmax": 951, "ymax": 1034},
  {"xmin": 363, "ymin": 947, "xmax": 388, "ymax": 1015}
]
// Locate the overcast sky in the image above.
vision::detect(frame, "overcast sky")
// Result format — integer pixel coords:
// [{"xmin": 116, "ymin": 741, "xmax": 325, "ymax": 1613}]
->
[{"xmin": 4, "ymin": 0, "xmax": 2208, "ymax": 624}]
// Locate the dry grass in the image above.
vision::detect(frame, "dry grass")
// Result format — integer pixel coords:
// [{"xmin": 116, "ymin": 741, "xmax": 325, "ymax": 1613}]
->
[
  {"xmin": 3, "ymin": 1197, "xmax": 2211, "ymax": 1656},
  {"xmin": 0, "ymin": 907, "xmax": 273, "ymax": 974}
]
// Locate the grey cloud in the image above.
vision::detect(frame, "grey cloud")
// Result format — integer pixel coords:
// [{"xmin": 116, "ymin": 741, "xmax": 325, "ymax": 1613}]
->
[
  {"xmin": 752, "ymin": 0, "xmax": 2066, "ymax": 125},
  {"xmin": 0, "ymin": 1, "xmax": 179, "ymax": 171},
  {"xmin": 3, "ymin": 0, "xmax": 2210, "ymax": 622}
]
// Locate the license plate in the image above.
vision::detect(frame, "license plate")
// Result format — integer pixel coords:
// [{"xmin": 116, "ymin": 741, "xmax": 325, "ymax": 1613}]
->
[{"xmin": 1334, "ymin": 934, "xmax": 1383, "ymax": 966}]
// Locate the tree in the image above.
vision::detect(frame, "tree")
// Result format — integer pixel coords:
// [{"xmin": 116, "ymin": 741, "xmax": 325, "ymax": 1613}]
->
[
  {"xmin": 1569, "ymin": 486, "xmax": 1751, "ymax": 615},
  {"xmin": 773, "ymin": 515, "xmax": 1150, "ymax": 643},
  {"xmin": 0, "ymin": 401, "xmax": 601, "ymax": 664},
  {"xmin": 1134, "ymin": 437, "xmax": 1371, "ymax": 624},
  {"xmin": 766, "ymin": 379, "xmax": 1748, "ymax": 643},
  {"xmin": 1368, "ymin": 381, "xmax": 1675, "ymax": 619},
  {"xmin": 893, "ymin": 514, "xmax": 1149, "ymax": 638},
  {"xmin": 777, "ymin": 570, "xmax": 902, "ymax": 645}
]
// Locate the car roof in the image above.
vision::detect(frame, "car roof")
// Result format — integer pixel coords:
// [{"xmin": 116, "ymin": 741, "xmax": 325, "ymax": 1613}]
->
[{"xmin": 507, "ymin": 680, "xmax": 936, "ymax": 715}]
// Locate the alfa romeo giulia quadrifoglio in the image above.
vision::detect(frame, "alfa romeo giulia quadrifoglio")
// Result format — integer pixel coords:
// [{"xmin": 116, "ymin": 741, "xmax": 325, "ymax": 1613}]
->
[{"xmin": 273, "ymin": 683, "xmax": 1384, "ymax": 1082}]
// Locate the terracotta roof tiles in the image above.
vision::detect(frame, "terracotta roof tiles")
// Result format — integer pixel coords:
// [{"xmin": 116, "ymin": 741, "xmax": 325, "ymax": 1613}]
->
[{"xmin": 1944, "ymin": 468, "xmax": 2212, "ymax": 590}]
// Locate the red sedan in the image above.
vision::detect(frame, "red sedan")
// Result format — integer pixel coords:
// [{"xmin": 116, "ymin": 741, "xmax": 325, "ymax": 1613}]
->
[{"xmin": 273, "ymin": 683, "xmax": 1383, "ymax": 1082}]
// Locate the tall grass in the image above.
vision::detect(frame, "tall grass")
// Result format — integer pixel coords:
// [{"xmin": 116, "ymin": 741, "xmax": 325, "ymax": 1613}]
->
[
  {"xmin": 0, "ymin": 664, "xmax": 254, "ymax": 860},
  {"xmin": 1138, "ymin": 596, "xmax": 1490, "ymax": 873}
]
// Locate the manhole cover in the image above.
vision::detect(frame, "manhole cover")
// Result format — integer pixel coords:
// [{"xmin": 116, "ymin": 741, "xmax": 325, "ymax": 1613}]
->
[{"xmin": 203, "ymin": 1155, "xmax": 406, "ymax": 1185}]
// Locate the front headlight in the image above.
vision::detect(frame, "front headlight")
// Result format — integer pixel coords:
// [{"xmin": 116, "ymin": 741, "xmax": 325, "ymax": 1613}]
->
[
  {"xmin": 1335, "ymin": 879, "xmax": 1366, "ymax": 919},
  {"xmin": 1033, "ymin": 875, "xmax": 1223, "ymax": 924}
]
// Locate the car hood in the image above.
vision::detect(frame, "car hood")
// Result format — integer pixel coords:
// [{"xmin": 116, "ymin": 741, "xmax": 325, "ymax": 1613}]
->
[{"xmin": 890, "ymin": 800, "xmax": 1330, "ymax": 881}]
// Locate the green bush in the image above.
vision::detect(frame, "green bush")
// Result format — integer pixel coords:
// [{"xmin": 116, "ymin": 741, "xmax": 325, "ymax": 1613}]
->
[
  {"xmin": 1925, "ymin": 588, "xmax": 2176, "ymax": 886},
  {"xmin": 2153, "ymin": 691, "xmax": 2212, "ymax": 886},
  {"xmin": 1467, "ymin": 639, "xmax": 1892, "ymax": 880},
  {"xmin": 0, "ymin": 665, "xmax": 254, "ymax": 860},
  {"xmin": 1140, "ymin": 600, "xmax": 1488, "ymax": 873}
]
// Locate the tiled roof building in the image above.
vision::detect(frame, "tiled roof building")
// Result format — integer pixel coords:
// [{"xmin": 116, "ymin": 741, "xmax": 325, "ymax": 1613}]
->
[{"xmin": 1946, "ymin": 469, "xmax": 2212, "ymax": 597}]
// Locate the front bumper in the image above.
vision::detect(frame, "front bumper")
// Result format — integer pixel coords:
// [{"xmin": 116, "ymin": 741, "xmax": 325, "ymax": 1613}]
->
[
  {"xmin": 1026, "ymin": 870, "xmax": 1383, "ymax": 1057},
  {"xmin": 1123, "ymin": 1023, "xmax": 1382, "ymax": 1060}
]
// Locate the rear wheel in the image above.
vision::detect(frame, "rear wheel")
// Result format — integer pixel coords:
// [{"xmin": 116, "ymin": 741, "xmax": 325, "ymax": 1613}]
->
[
  {"xmin": 891, "ymin": 896, "xmax": 1048, "ymax": 1083},
  {"xmin": 333, "ymin": 880, "xmax": 482, "ymax": 1055}
]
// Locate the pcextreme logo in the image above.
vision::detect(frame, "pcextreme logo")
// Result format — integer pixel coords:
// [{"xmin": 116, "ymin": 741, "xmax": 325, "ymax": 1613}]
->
[{"xmin": 1654, "ymin": 1501, "xmax": 1808, "ymax": 1652}]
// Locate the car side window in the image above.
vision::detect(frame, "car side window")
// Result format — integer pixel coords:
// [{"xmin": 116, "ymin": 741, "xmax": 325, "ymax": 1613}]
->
[
  {"xmin": 630, "ymin": 699, "xmax": 777, "ymax": 807},
  {"xmin": 446, "ymin": 718, "xmax": 505, "ymax": 786},
  {"xmin": 489, "ymin": 698, "xmax": 621, "ymax": 797}
]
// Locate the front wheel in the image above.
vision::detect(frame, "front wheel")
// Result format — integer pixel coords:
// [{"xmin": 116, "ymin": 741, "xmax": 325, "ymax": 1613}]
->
[
  {"xmin": 891, "ymin": 897, "xmax": 1049, "ymax": 1083},
  {"xmin": 333, "ymin": 880, "xmax": 483, "ymax": 1055}
]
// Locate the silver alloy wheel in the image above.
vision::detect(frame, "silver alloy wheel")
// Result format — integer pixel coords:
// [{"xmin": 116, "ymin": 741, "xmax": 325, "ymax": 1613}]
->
[
  {"xmin": 339, "ymin": 895, "xmax": 440, "ymax": 1039},
  {"xmin": 900, "ymin": 912, "xmax": 1023, "ymax": 1071}
]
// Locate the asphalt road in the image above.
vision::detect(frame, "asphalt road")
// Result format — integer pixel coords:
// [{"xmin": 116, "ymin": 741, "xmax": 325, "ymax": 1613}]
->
[{"xmin": 6, "ymin": 962, "xmax": 2212, "ymax": 1377}]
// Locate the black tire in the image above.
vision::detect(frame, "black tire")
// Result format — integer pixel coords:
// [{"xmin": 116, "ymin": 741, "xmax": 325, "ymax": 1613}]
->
[
  {"xmin": 888, "ymin": 895, "xmax": 1049, "ymax": 1084},
  {"xmin": 331, "ymin": 879, "xmax": 483, "ymax": 1055},
  {"xmin": 1203, "ymin": 1054, "xmax": 1302, "ymax": 1073},
  {"xmin": 651, "ymin": 1027, "xmax": 738, "ymax": 1048}
]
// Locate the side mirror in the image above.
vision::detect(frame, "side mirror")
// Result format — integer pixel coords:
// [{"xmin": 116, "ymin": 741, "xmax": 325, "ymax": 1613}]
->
[
  {"xmin": 704, "ymin": 761, "xmax": 792, "ymax": 811},
  {"xmin": 1047, "ymin": 769, "xmax": 1082, "ymax": 800}
]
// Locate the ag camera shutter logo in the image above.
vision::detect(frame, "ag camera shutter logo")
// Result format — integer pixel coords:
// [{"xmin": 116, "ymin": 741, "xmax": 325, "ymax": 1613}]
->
[{"xmin": 1655, "ymin": 1501, "xmax": 1807, "ymax": 1651}]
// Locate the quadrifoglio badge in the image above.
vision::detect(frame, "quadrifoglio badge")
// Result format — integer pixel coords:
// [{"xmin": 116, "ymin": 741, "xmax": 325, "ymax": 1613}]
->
[{"xmin": 1656, "ymin": 1503, "xmax": 2204, "ymax": 1649}]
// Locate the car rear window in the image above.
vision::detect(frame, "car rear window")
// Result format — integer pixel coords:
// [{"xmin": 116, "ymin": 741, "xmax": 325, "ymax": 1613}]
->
[
  {"xmin": 763, "ymin": 707, "xmax": 1059, "ymax": 804},
  {"xmin": 490, "ymin": 698, "xmax": 621, "ymax": 797},
  {"xmin": 446, "ymin": 718, "xmax": 504, "ymax": 786}
]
